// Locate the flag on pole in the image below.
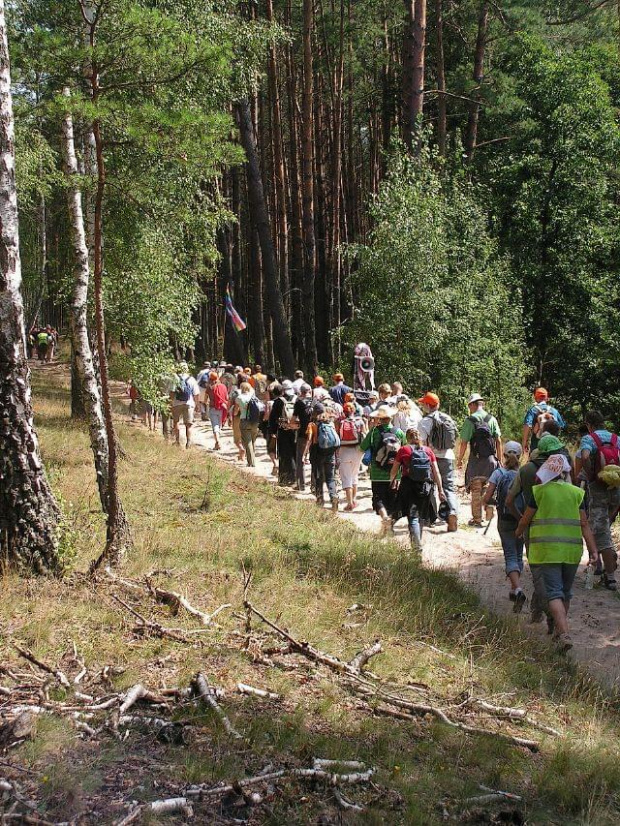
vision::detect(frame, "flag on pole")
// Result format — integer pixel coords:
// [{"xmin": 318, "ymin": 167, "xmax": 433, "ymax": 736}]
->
[{"xmin": 224, "ymin": 284, "xmax": 246, "ymax": 333}]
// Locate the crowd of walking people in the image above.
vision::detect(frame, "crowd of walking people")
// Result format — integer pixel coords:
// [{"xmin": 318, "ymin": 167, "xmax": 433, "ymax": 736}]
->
[{"xmin": 130, "ymin": 361, "xmax": 620, "ymax": 655}]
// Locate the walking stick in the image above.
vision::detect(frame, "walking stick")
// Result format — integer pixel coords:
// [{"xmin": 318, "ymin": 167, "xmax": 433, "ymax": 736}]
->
[{"xmin": 483, "ymin": 512, "xmax": 494, "ymax": 535}]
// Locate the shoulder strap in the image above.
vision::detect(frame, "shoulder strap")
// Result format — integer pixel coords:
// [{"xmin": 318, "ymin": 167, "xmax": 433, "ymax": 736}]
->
[
  {"xmin": 591, "ymin": 432, "xmax": 603, "ymax": 450},
  {"xmin": 483, "ymin": 413, "xmax": 492, "ymax": 423}
]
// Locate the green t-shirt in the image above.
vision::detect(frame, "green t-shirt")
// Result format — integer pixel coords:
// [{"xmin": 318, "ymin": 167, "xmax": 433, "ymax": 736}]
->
[
  {"xmin": 459, "ymin": 408, "xmax": 501, "ymax": 443},
  {"xmin": 360, "ymin": 425, "xmax": 406, "ymax": 481}
]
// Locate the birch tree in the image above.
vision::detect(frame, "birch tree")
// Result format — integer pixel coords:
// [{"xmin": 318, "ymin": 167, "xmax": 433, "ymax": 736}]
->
[{"xmin": 0, "ymin": 0, "xmax": 60, "ymax": 573}]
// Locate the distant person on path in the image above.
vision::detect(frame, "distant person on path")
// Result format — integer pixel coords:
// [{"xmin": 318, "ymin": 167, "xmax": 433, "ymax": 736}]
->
[
  {"xmin": 293, "ymin": 383, "xmax": 313, "ymax": 491},
  {"xmin": 392, "ymin": 395, "xmax": 423, "ymax": 435},
  {"xmin": 228, "ymin": 380, "xmax": 246, "ymax": 462},
  {"xmin": 390, "ymin": 427, "xmax": 445, "ymax": 550},
  {"xmin": 270, "ymin": 381, "xmax": 297, "ymax": 486},
  {"xmin": 250, "ymin": 365, "xmax": 269, "ymax": 402},
  {"xmin": 36, "ymin": 328, "xmax": 51, "ymax": 362},
  {"xmin": 418, "ymin": 392, "xmax": 459, "ymax": 532},
  {"xmin": 337, "ymin": 401, "xmax": 366, "ymax": 510},
  {"xmin": 522, "ymin": 387, "xmax": 565, "ymax": 455},
  {"xmin": 157, "ymin": 371, "xmax": 176, "ymax": 439},
  {"xmin": 580, "ymin": 409, "xmax": 620, "ymax": 591},
  {"xmin": 196, "ymin": 362, "xmax": 211, "ymax": 420},
  {"xmin": 206, "ymin": 372, "xmax": 229, "ymax": 451},
  {"xmin": 483, "ymin": 441, "xmax": 526, "ymax": 611},
  {"xmin": 360, "ymin": 406, "xmax": 406, "ymax": 535},
  {"xmin": 170, "ymin": 362, "xmax": 199, "ymax": 448},
  {"xmin": 457, "ymin": 393, "xmax": 502, "ymax": 527},
  {"xmin": 234, "ymin": 381, "xmax": 262, "ymax": 467},
  {"xmin": 312, "ymin": 376, "xmax": 330, "ymax": 404},
  {"xmin": 516, "ymin": 453, "xmax": 599, "ymax": 652},
  {"xmin": 292, "ymin": 370, "xmax": 306, "ymax": 395},
  {"xmin": 306, "ymin": 407, "xmax": 340, "ymax": 511},
  {"xmin": 329, "ymin": 373, "xmax": 352, "ymax": 407}
]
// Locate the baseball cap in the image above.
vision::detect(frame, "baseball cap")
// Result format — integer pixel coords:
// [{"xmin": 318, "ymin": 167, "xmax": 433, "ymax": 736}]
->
[
  {"xmin": 504, "ymin": 440, "xmax": 522, "ymax": 456},
  {"xmin": 537, "ymin": 434, "xmax": 564, "ymax": 455},
  {"xmin": 418, "ymin": 392, "xmax": 440, "ymax": 407},
  {"xmin": 534, "ymin": 387, "xmax": 548, "ymax": 401},
  {"xmin": 467, "ymin": 393, "xmax": 484, "ymax": 405}
]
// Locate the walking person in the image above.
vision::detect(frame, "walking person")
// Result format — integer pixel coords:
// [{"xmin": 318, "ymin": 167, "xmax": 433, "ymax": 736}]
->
[
  {"xmin": 306, "ymin": 408, "xmax": 340, "ymax": 511},
  {"xmin": 228, "ymin": 378, "xmax": 246, "ymax": 462},
  {"xmin": 206, "ymin": 371, "xmax": 229, "ymax": 451},
  {"xmin": 337, "ymin": 402, "xmax": 366, "ymax": 510},
  {"xmin": 418, "ymin": 392, "xmax": 459, "ymax": 532},
  {"xmin": 522, "ymin": 387, "xmax": 566, "ymax": 455},
  {"xmin": 483, "ymin": 442, "xmax": 527, "ymax": 611},
  {"xmin": 359, "ymin": 406, "xmax": 406, "ymax": 535},
  {"xmin": 329, "ymin": 373, "xmax": 352, "ymax": 406},
  {"xmin": 580, "ymin": 409, "xmax": 620, "ymax": 591},
  {"xmin": 270, "ymin": 382, "xmax": 297, "ymax": 486},
  {"xmin": 390, "ymin": 427, "xmax": 445, "ymax": 550},
  {"xmin": 457, "ymin": 393, "xmax": 502, "ymax": 526},
  {"xmin": 196, "ymin": 362, "xmax": 211, "ymax": 420},
  {"xmin": 515, "ymin": 453, "xmax": 599, "ymax": 652},
  {"xmin": 293, "ymin": 384, "xmax": 313, "ymax": 491},
  {"xmin": 392, "ymin": 395, "xmax": 422, "ymax": 434},
  {"xmin": 170, "ymin": 362, "xmax": 200, "ymax": 448},
  {"xmin": 234, "ymin": 381, "xmax": 262, "ymax": 467}
]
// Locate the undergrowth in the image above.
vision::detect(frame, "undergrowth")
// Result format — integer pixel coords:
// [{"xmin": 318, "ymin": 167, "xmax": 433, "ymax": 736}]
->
[{"xmin": 0, "ymin": 363, "xmax": 619, "ymax": 824}]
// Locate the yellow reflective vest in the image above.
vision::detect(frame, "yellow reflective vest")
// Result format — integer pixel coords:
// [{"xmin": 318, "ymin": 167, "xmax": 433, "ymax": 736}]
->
[{"xmin": 529, "ymin": 481, "xmax": 584, "ymax": 565}]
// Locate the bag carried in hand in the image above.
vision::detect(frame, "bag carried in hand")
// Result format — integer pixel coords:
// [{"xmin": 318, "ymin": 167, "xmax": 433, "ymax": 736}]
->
[
  {"xmin": 408, "ymin": 447, "xmax": 432, "ymax": 483},
  {"xmin": 468, "ymin": 414, "xmax": 495, "ymax": 459},
  {"xmin": 427, "ymin": 412, "xmax": 457, "ymax": 451},
  {"xmin": 317, "ymin": 421, "xmax": 340, "ymax": 450},
  {"xmin": 374, "ymin": 428, "xmax": 400, "ymax": 469},
  {"xmin": 279, "ymin": 399, "xmax": 299, "ymax": 430},
  {"xmin": 593, "ymin": 432, "xmax": 620, "ymax": 485},
  {"xmin": 174, "ymin": 376, "xmax": 193, "ymax": 403}
]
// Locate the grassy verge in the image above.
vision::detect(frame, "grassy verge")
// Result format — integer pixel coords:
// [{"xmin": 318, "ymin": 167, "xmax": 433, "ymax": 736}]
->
[{"xmin": 1, "ymin": 364, "xmax": 620, "ymax": 824}]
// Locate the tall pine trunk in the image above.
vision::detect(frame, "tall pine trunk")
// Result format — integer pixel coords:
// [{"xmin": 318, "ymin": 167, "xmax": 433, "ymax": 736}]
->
[
  {"xmin": 0, "ymin": 0, "xmax": 60, "ymax": 574},
  {"xmin": 236, "ymin": 98, "xmax": 295, "ymax": 377},
  {"xmin": 402, "ymin": 0, "xmax": 426, "ymax": 150},
  {"xmin": 61, "ymin": 89, "xmax": 110, "ymax": 515},
  {"xmin": 464, "ymin": 1, "xmax": 489, "ymax": 164},
  {"xmin": 435, "ymin": 0, "xmax": 447, "ymax": 156}
]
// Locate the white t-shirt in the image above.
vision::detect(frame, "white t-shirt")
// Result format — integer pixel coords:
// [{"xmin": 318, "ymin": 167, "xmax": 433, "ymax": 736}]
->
[
  {"xmin": 171, "ymin": 374, "xmax": 200, "ymax": 408},
  {"xmin": 418, "ymin": 410, "xmax": 455, "ymax": 460},
  {"xmin": 292, "ymin": 378, "xmax": 305, "ymax": 394}
]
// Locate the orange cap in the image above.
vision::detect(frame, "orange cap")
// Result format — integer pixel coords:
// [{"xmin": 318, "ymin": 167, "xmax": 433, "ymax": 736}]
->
[
  {"xmin": 343, "ymin": 402, "xmax": 355, "ymax": 415},
  {"xmin": 417, "ymin": 392, "xmax": 440, "ymax": 407},
  {"xmin": 209, "ymin": 371, "xmax": 219, "ymax": 381},
  {"xmin": 534, "ymin": 387, "xmax": 548, "ymax": 401},
  {"xmin": 313, "ymin": 376, "xmax": 325, "ymax": 387},
  {"xmin": 344, "ymin": 392, "xmax": 355, "ymax": 402}
]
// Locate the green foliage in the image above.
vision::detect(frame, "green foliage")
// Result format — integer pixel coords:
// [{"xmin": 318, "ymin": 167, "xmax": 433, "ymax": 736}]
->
[{"xmin": 348, "ymin": 143, "xmax": 526, "ymax": 430}]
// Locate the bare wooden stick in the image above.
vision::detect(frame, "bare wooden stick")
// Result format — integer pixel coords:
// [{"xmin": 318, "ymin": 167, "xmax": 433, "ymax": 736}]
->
[
  {"xmin": 145, "ymin": 577, "xmax": 231, "ymax": 627},
  {"xmin": 111, "ymin": 594, "xmax": 192, "ymax": 643},
  {"xmin": 119, "ymin": 684, "xmax": 167, "ymax": 715},
  {"xmin": 313, "ymin": 759, "xmax": 367, "ymax": 771},
  {"xmin": 193, "ymin": 673, "xmax": 242, "ymax": 740},
  {"xmin": 237, "ymin": 683, "xmax": 281, "ymax": 700},
  {"xmin": 149, "ymin": 797, "xmax": 192, "ymax": 815},
  {"xmin": 12, "ymin": 646, "xmax": 71, "ymax": 689},
  {"xmin": 467, "ymin": 697, "xmax": 526, "ymax": 720},
  {"xmin": 334, "ymin": 788, "xmax": 365, "ymax": 812},
  {"xmin": 349, "ymin": 641, "xmax": 382, "ymax": 673}
]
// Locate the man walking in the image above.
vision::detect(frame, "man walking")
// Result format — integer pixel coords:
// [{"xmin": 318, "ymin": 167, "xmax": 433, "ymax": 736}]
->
[
  {"xmin": 522, "ymin": 387, "xmax": 565, "ymax": 455},
  {"xmin": 457, "ymin": 393, "xmax": 502, "ymax": 526},
  {"xmin": 418, "ymin": 392, "xmax": 459, "ymax": 532},
  {"xmin": 170, "ymin": 362, "xmax": 200, "ymax": 448}
]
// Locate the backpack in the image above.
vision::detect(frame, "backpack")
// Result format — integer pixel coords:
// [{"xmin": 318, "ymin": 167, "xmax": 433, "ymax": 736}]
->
[
  {"xmin": 427, "ymin": 412, "xmax": 457, "ymax": 451},
  {"xmin": 532, "ymin": 404, "xmax": 555, "ymax": 437},
  {"xmin": 245, "ymin": 396, "xmax": 264, "ymax": 424},
  {"xmin": 409, "ymin": 447, "xmax": 432, "ymax": 483},
  {"xmin": 469, "ymin": 414, "xmax": 495, "ymax": 459},
  {"xmin": 340, "ymin": 417, "xmax": 361, "ymax": 446},
  {"xmin": 374, "ymin": 428, "xmax": 401, "ymax": 469},
  {"xmin": 174, "ymin": 375, "xmax": 193, "ymax": 403},
  {"xmin": 592, "ymin": 432, "xmax": 620, "ymax": 482},
  {"xmin": 296, "ymin": 398, "xmax": 313, "ymax": 433},
  {"xmin": 317, "ymin": 421, "xmax": 340, "ymax": 450},
  {"xmin": 279, "ymin": 399, "xmax": 299, "ymax": 430},
  {"xmin": 494, "ymin": 468, "xmax": 518, "ymax": 526},
  {"xmin": 198, "ymin": 373, "xmax": 210, "ymax": 389}
]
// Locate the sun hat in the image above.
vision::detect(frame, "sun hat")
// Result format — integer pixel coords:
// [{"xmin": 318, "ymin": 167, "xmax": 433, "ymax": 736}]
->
[
  {"xmin": 281, "ymin": 380, "xmax": 293, "ymax": 390},
  {"xmin": 537, "ymin": 434, "xmax": 564, "ymax": 455},
  {"xmin": 504, "ymin": 440, "xmax": 522, "ymax": 456},
  {"xmin": 417, "ymin": 392, "xmax": 440, "ymax": 407},
  {"xmin": 536, "ymin": 454, "xmax": 571, "ymax": 485},
  {"xmin": 376, "ymin": 405, "xmax": 395, "ymax": 420},
  {"xmin": 467, "ymin": 393, "xmax": 484, "ymax": 405},
  {"xmin": 534, "ymin": 387, "xmax": 548, "ymax": 401}
]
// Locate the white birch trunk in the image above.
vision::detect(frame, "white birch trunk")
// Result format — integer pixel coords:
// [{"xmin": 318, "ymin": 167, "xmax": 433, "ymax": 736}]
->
[
  {"xmin": 0, "ymin": 0, "xmax": 60, "ymax": 572},
  {"xmin": 61, "ymin": 88, "xmax": 109, "ymax": 513}
]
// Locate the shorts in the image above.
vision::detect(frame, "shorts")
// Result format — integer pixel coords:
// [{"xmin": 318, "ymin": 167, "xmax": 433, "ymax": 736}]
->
[
  {"xmin": 172, "ymin": 403, "xmax": 194, "ymax": 425},
  {"xmin": 339, "ymin": 446, "xmax": 362, "ymax": 489},
  {"xmin": 530, "ymin": 562, "xmax": 579, "ymax": 603},
  {"xmin": 588, "ymin": 483, "xmax": 620, "ymax": 551},
  {"xmin": 371, "ymin": 480, "xmax": 397, "ymax": 517}
]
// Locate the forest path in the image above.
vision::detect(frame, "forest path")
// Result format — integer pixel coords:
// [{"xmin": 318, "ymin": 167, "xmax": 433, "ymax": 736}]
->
[{"xmin": 112, "ymin": 386, "xmax": 620, "ymax": 690}]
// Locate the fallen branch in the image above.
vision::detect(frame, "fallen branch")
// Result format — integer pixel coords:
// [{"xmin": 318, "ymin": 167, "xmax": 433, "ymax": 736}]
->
[
  {"xmin": 12, "ymin": 646, "xmax": 71, "ymax": 689},
  {"xmin": 334, "ymin": 788, "xmax": 365, "ymax": 812},
  {"xmin": 349, "ymin": 641, "xmax": 382, "ymax": 674},
  {"xmin": 193, "ymin": 673, "xmax": 242, "ymax": 740},
  {"xmin": 145, "ymin": 577, "xmax": 231, "ymax": 627},
  {"xmin": 119, "ymin": 684, "xmax": 167, "ymax": 715},
  {"xmin": 313, "ymin": 759, "xmax": 368, "ymax": 771},
  {"xmin": 237, "ymin": 682, "xmax": 281, "ymax": 700},
  {"xmin": 111, "ymin": 594, "xmax": 193, "ymax": 643}
]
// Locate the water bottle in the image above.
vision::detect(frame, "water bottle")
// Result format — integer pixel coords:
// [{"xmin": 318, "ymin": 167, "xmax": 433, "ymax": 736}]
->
[{"xmin": 585, "ymin": 563, "xmax": 594, "ymax": 591}]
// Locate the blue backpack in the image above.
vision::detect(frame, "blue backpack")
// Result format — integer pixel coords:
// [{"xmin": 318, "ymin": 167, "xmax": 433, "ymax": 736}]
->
[
  {"xmin": 317, "ymin": 421, "xmax": 340, "ymax": 450},
  {"xmin": 246, "ymin": 396, "xmax": 263, "ymax": 424},
  {"xmin": 495, "ymin": 468, "xmax": 518, "ymax": 524},
  {"xmin": 409, "ymin": 447, "xmax": 432, "ymax": 483},
  {"xmin": 174, "ymin": 375, "xmax": 193, "ymax": 403}
]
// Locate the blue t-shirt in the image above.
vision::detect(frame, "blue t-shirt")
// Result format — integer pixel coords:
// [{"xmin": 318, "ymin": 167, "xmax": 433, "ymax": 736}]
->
[
  {"xmin": 524, "ymin": 402, "xmax": 565, "ymax": 428},
  {"xmin": 580, "ymin": 429, "xmax": 614, "ymax": 456}
]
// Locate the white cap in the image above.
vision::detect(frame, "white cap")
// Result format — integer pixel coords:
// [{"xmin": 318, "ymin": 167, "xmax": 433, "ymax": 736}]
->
[
  {"xmin": 375, "ymin": 405, "xmax": 395, "ymax": 419},
  {"xmin": 505, "ymin": 440, "xmax": 522, "ymax": 456},
  {"xmin": 468, "ymin": 393, "xmax": 484, "ymax": 405}
]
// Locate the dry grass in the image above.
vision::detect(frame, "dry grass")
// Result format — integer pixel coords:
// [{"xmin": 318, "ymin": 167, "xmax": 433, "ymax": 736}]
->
[{"xmin": 1, "ymin": 363, "xmax": 620, "ymax": 824}]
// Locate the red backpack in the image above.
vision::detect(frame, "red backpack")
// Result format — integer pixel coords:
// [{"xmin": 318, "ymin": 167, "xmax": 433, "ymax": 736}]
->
[
  {"xmin": 592, "ymin": 432, "xmax": 620, "ymax": 476},
  {"xmin": 340, "ymin": 417, "xmax": 361, "ymax": 446}
]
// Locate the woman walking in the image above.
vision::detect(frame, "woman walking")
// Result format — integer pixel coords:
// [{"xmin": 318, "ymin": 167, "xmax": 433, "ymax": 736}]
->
[
  {"xmin": 270, "ymin": 381, "xmax": 297, "ymax": 485},
  {"xmin": 337, "ymin": 402, "xmax": 366, "ymax": 510}
]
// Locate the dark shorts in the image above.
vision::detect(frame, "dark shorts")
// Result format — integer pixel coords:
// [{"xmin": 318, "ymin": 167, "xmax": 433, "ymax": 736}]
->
[{"xmin": 371, "ymin": 480, "xmax": 397, "ymax": 516}]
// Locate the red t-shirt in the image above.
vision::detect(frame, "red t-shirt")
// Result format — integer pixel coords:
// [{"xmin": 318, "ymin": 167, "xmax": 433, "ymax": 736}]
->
[
  {"xmin": 207, "ymin": 383, "xmax": 229, "ymax": 411},
  {"xmin": 395, "ymin": 444, "xmax": 436, "ymax": 478}
]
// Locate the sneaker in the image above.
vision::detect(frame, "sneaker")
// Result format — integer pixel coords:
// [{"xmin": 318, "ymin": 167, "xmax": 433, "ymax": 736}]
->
[
  {"xmin": 447, "ymin": 514, "xmax": 458, "ymax": 532},
  {"xmin": 468, "ymin": 519, "xmax": 483, "ymax": 527},
  {"xmin": 316, "ymin": 497, "xmax": 325, "ymax": 507},
  {"xmin": 512, "ymin": 590, "xmax": 527, "ymax": 614},
  {"xmin": 602, "ymin": 573, "xmax": 618, "ymax": 591},
  {"xmin": 331, "ymin": 498, "xmax": 339, "ymax": 513},
  {"xmin": 554, "ymin": 633, "xmax": 573, "ymax": 653}
]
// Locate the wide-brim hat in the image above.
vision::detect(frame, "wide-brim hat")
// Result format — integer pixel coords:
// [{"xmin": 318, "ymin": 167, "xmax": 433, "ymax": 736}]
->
[{"xmin": 375, "ymin": 405, "xmax": 395, "ymax": 419}]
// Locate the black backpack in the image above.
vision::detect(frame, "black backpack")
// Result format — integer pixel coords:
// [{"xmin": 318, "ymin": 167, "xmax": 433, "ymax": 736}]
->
[
  {"xmin": 469, "ymin": 413, "xmax": 496, "ymax": 459},
  {"xmin": 246, "ymin": 396, "xmax": 263, "ymax": 424},
  {"xmin": 427, "ymin": 412, "xmax": 457, "ymax": 451},
  {"xmin": 409, "ymin": 447, "xmax": 432, "ymax": 483}
]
